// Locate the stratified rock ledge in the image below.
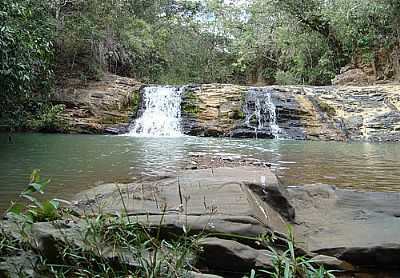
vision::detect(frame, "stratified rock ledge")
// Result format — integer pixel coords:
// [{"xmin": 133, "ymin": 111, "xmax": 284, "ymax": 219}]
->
[{"xmin": 72, "ymin": 166, "xmax": 400, "ymax": 276}]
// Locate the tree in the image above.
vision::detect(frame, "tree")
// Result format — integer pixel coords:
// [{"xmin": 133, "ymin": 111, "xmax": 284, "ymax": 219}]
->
[{"xmin": 0, "ymin": 0, "xmax": 54, "ymax": 128}]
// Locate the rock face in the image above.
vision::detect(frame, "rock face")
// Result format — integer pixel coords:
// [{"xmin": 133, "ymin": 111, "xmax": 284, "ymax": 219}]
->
[
  {"xmin": 53, "ymin": 73, "xmax": 400, "ymax": 141},
  {"xmin": 332, "ymin": 68, "xmax": 372, "ymax": 86},
  {"xmin": 181, "ymin": 84, "xmax": 246, "ymax": 137},
  {"xmin": 53, "ymin": 74, "xmax": 142, "ymax": 134},
  {"xmin": 290, "ymin": 184, "xmax": 400, "ymax": 269},
  {"xmin": 73, "ymin": 167, "xmax": 400, "ymax": 276},
  {"xmin": 74, "ymin": 166, "xmax": 289, "ymax": 237},
  {"xmin": 178, "ymin": 84, "xmax": 400, "ymax": 141}
]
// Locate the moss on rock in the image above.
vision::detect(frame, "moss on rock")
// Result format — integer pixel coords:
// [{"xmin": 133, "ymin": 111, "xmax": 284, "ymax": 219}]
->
[
  {"xmin": 182, "ymin": 91, "xmax": 200, "ymax": 116},
  {"xmin": 318, "ymin": 101, "xmax": 336, "ymax": 116},
  {"xmin": 130, "ymin": 90, "xmax": 141, "ymax": 116},
  {"xmin": 229, "ymin": 109, "xmax": 246, "ymax": 120}
]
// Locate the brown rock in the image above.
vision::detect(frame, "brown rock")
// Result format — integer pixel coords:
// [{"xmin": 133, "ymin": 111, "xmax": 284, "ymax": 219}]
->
[{"xmin": 53, "ymin": 74, "xmax": 142, "ymax": 134}]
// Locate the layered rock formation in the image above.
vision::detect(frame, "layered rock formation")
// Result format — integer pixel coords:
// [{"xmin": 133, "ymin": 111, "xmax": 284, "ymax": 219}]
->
[
  {"xmin": 53, "ymin": 74, "xmax": 142, "ymax": 134},
  {"xmin": 71, "ymin": 166, "xmax": 400, "ymax": 276},
  {"xmin": 180, "ymin": 84, "xmax": 400, "ymax": 141},
  {"xmin": 53, "ymin": 74, "xmax": 400, "ymax": 142},
  {"xmin": 2, "ymin": 165, "xmax": 400, "ymax": 276}
]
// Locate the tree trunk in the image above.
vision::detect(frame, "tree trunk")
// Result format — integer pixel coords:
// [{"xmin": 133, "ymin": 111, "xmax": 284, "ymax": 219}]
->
[
  {"xmin": 393, "ymin": 46, "xmax": 400, "ymax": 81},
  {"xmin": 372, "ymin": 52, "xmax": 377, "ymax": 83},
  {"xmin": 275, "ymin": 0, "xmax": 345, "ymax": 67}
]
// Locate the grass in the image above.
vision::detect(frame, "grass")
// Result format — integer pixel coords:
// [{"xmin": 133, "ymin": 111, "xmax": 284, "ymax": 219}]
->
[
  {"xmin": 30, "ymin": 213, "xmax": 202, "ymax": 277},
  {"xmin": 0, "ymin": 228, "xmax": 20, "ymax": 257},
  {"xmin": 258, "ymin": 226, "xmax": 337, "ymax": 278},
  {"xmin": 1, "ymin": 171, "xmax": 338, "ymax": 277}
]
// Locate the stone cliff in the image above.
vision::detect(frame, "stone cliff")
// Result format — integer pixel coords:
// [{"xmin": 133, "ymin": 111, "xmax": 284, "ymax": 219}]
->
[
  {"xmin": 54, "ymin": 75, "xmax": 400, "ymax": 142},
  {"xmin": 180, "ymin": 84, "xmax": 400, "ymax": 142},
  {"xmin": 53, "ymin": 74, "xmax": 142, "ymax": 134}
]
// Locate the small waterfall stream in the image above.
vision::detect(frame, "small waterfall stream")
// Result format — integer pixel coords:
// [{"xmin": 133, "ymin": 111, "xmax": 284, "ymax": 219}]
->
[
  {"xmin": 128, "ymin": 86, "xmax": 183, "ymax": 137},
  {"xmin": 244, "ymin": 88, "xmax": 281, "ymax": 139}
]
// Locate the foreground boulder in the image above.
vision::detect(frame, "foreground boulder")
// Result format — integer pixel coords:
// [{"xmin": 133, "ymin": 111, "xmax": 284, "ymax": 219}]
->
[
  {"xmin": 199, "ymin": 237, "xmax": 273, "ymax": 274},
  {"xmin": 74, "ymin": 166, "xmax": 291, "ymax": 237},
  {"xmin": 74, "ymin": 166, "xmax": 400, "ymax": 276},
  {"xmin": 291, "ymin": 184, "xmax": 400, "ymax": 270}
]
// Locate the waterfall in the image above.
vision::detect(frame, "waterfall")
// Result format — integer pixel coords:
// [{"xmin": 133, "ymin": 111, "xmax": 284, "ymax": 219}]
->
[
  {"xmin": 128, "ymin": 86, "xmax": 183, "ymax": 137},
  {"xmin": 244, "ymin": 88, "xmax": 281, "ymax": 139}
]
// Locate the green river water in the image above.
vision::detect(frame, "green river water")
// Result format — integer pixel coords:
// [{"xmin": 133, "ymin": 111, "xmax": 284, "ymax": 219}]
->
[{"xmin": 1, "ymin": 133, "xmax": 400, "ymax": 212}]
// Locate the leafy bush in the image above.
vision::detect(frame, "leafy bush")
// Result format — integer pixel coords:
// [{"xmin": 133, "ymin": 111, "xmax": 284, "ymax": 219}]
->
[
  {"xmin": 7, "ymin": 170, "xmax": 69, "ymax": 226},
  {"xmin": 275, "ymin": 71, "xmax": 299, "ymax": 85},
  {"xmin": 28, "ymin": 104, "xmax": 68, "ymax": 132}
]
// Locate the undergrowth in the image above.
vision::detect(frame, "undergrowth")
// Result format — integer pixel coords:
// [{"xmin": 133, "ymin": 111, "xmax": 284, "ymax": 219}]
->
[
  {"xmin": 259, "ymin": 226, "xmax": 336, "ymax": 278},
  {"xmin": 0, "ymin": 170, "xmax": 337, "ymax": 278}
]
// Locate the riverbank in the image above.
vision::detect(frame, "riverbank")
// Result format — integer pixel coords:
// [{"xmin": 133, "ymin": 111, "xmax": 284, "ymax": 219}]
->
[{"xmin": 2, "ymin": 160, "xmax": 400, "ymax": 277}]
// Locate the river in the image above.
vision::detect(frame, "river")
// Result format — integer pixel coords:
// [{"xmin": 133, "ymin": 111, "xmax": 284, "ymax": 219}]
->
[{"xmin": 1, "ymin": 133, "xmax": 400, "ymax": 212}]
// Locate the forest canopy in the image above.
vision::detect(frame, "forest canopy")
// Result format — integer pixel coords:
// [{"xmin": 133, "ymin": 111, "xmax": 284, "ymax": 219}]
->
[{"xmin": 1, "ymin": 0, "xmax": 399, "ymax": 127}]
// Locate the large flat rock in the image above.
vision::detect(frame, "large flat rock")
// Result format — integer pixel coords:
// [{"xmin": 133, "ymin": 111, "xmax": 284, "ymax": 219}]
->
[
  {"xmin": 290, "ymin": 184, "xmax": 400, "ymax": 268},
  {"xmin": 74, "ymin": 167, "xmax": 400, "ymax": 272},
  {"xmin": 74, "ymin": 167, "xmax": 291, "ymax": 237}
]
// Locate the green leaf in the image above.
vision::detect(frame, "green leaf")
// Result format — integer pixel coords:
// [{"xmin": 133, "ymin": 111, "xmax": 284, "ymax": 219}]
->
[
  {"xmin": 21, "ymin": 194, "xmax": 42, "ymax": 208},
  {"xmin": 49, "ymin": 199, "xmax": 60, "ymax": 210},
  {"xmin": 40, "ymin": 200, "xmax": 59, "ymax": 220},
  {"xmin": 284, "ymin": 259, "xmax": 291, "ymax": 278},
  {"xmin": 7, "ymin": 202, "xmax": 24, "ymax": 215},
  {"xmin": 30, "ymin": 169, "xmax": 40, "ymax": 183}
]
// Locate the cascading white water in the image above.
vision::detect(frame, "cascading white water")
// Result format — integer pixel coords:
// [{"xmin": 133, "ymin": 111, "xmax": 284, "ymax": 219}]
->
[
  {"xmin": 264, "ymin": 91, "xmax": 281, "ymax": 138},
  {"xmin": 128, "ymin": 86, "xmax": 183, "ymax": 137},
  {"xmin": 244, "ymin": 88, "xmax": 281, "ymax": 139}
]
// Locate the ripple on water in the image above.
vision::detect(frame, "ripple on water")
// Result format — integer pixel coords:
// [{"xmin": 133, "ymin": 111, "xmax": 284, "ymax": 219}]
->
[{"xmin": 1, "ymin": 134, "xmax": 400, "ymax": 212}]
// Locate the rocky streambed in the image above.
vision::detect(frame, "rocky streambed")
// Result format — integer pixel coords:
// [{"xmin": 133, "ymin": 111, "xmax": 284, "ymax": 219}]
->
[{"xmin": 2, "ymin": 161, "xmax": 400, "ymax": 277}]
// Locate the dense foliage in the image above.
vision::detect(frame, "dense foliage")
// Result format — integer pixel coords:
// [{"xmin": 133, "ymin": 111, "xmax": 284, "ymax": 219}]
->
[
  {"xmin": 0, "ymin": 0, "xmax": 54, "ymax": 129},
  {"xmin": 1, "ymin": 0, "xmax": 399, "ymax": 128}
]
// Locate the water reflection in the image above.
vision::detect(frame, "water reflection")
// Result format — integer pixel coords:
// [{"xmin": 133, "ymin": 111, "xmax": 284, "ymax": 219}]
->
[
  {"xmin": 125, "ymin": 137, "xmax": 187, "ymax": 176},
  {"xmin": 1, "ymin": 133, "xmax": 400, "ymax": 211}
]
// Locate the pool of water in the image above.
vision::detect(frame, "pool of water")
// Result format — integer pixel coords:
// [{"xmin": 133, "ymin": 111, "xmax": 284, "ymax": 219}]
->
[{"xmin": 1, "ymin": 133, "xmax": 400, "ymax": 212}]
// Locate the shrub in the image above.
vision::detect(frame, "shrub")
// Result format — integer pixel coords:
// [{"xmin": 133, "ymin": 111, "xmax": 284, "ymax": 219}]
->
[
  {"xmin": 28, "ymin": 104, "xmax": 68, "ymax": 132},
  {"xmin": 6, "ymin": 170, "xmax": 69, "ymax": 226}
]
